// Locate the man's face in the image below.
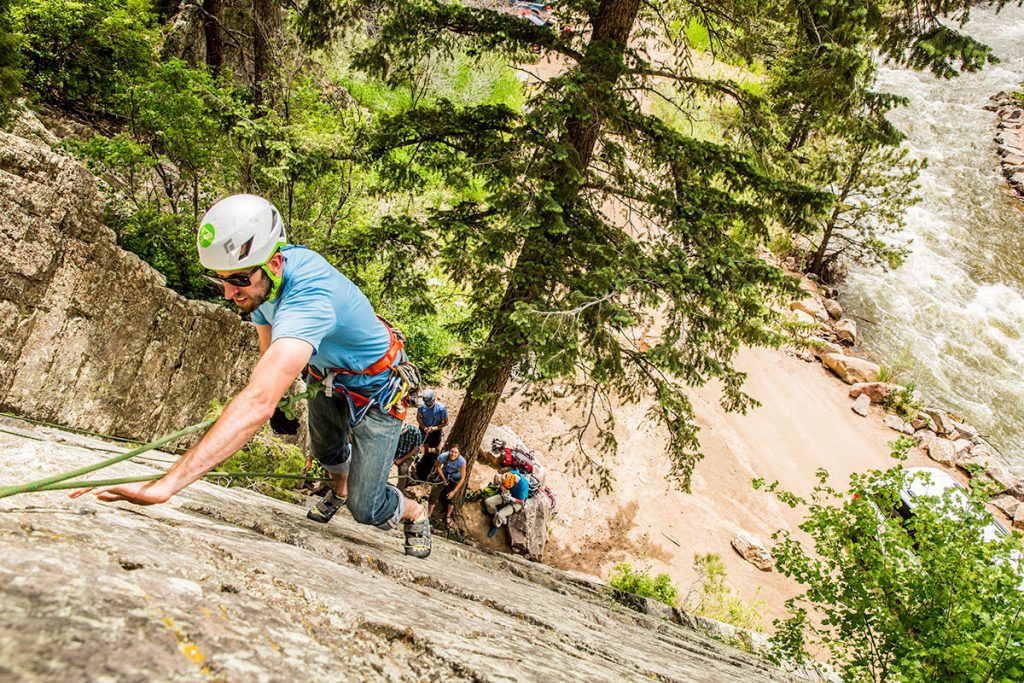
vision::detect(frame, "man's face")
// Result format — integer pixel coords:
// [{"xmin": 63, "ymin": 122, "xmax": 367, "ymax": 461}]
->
[{"xmin": 217, "ymin": 266, "xmax": 271, "ymax": 313}]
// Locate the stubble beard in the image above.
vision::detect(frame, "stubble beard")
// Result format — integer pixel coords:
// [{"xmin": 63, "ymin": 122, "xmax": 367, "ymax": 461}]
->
[{"xmin": 234, "ymin": 276, "xmax": 271, "ymax": 314}]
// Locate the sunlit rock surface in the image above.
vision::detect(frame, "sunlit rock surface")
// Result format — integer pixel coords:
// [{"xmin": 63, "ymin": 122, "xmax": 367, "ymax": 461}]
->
[{"xmin": 0, "ymin": 419, "xmax": 798, "ymax": 682}]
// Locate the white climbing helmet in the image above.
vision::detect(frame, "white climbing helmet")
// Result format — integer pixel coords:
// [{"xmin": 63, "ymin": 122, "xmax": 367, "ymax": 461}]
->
[{"xmin": 197, "ymin": 194, "xmax": 287, "ymax": 271}]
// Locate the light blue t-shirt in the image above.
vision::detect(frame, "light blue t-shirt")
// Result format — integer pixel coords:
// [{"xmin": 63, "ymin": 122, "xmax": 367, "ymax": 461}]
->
[
  {"xmin": 439, "ymin": 452, "xmax": 466, "ymax": 481},
  {"xmin": 417, "ymin": 401, "xmax": 448, "ymax": 428},
  {"xmin": 251, "ymin": 246, "xmax": 392, "ymax": 394}
]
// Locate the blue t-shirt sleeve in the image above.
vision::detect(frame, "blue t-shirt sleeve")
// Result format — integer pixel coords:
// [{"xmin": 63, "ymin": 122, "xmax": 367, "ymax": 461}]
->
[
  {"xmin": 251, "ymin": 308, "xmax": 268, "ymax": 325},
  {"xmin": 441, "ymin": 405, "xmax": 449, "ymax": 421}
]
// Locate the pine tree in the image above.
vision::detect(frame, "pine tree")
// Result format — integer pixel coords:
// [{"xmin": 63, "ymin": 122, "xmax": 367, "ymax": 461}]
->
[{"xmin": 296, "ymin": 0, "xmax": 996, "ymax": 492}]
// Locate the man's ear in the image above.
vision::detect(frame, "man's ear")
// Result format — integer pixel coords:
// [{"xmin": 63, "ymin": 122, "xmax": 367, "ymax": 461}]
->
[{"xmin": 268, "ymin": 251, "xmax": 284, "ymax": 275}]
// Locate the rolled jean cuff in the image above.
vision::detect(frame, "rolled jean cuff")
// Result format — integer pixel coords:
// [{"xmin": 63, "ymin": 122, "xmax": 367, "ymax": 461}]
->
[
  {"xmin": 375, "ymin": 485, "xmax": 405, "ymax": 530},
  {"xmin": 321, "ymin": 459, "xmax": 350, "ymax": 475}
]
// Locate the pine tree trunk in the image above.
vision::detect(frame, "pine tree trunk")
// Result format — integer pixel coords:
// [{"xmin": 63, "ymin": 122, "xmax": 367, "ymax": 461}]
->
[
  {"xmin": 448, "ymin": 0, "xmax": 641, "ymax": 512},
  {"xmin": 252, "ymin": 0, "xmax": 273, "ymax": 105},
  {"xmin": 203, "ymin": 0, "xmax": 224, "ymax": 74}
]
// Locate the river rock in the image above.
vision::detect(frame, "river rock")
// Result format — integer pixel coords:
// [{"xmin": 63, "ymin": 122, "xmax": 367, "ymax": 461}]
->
[
  {"xmin": 981, "ymin": 462, "xmax": 1016, "ymax": 493},
  {"xmin": 922, "ymin": 435, "xmax": 956, "ymax": 465},
  {"xmin": 809, "ymin": 337, "xmax": 844, "ymax": 360},
  {"xmin": 791, "ymin": 308, "xmax": 816, "ymax": 325},
  {"xmin": 822, "ymin": 354, "xmax": 880, "ymax": 384},
  {"xmin": 851, "ymin": 394, "xmax": 870, "ymax": 416},
  {"xmin": 823, "ymin": 298, "xmax": 843, "ymax": 319},
  {"xmin": 730, "ymin": 531, "xmax": 773, "ymax": 572},
  {"xmin": 910, "ymin": 413, "xmax": 932, "ymax": 431},
  {"xmin": 1010, "ymin": 171, "xmax": 1024, "ymax": 187},
  {"xmin": 1004, "ymin": 153, "xmax": 1024, "ymax": 166},
  {"xmin": 913, "ymin": 427, "xmax": 936, "ymax": 445},
  {"xmin": 790, "ymin": 297, "xmax": 829, "ymax": 322},
  {"xmin": 848, "ymin": 382, "xmax": 899, "ymax": 403},
  {"xmin": 882, "ymin": 415, "xmax": 913, "ymax": 434},
  {"xmin": 1015, "ymin": 506, "xmax": 1024, "ymax": 530},
  {"xmin": 990, "ymin": 494, "xmax": 1021, "ymax": 519},
  {"xmin": 921, "ymin": 409, "xmax": 956, "ymax": 436},
  {"xmin": 957, "ymin": 443, "xmax": 992, "ymax": 471},
  {"xmin": 833, "ymin": 318, "xmax": 857, "ymax": 344},
  {"xmin": 952, "ymin": 439, "xmax": 973, "ymax": 459}
]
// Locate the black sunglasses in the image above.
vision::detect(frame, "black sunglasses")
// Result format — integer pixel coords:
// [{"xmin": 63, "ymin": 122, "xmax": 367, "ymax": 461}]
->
[{"xmin": 205, "ymin": 265, "xmax": 263, "ymax": 288}]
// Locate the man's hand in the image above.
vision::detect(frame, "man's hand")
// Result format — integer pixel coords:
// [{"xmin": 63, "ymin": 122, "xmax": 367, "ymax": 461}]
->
[
  {"xmin": 270, "ymin": 407, "xmax": 300, "ymax": 435},
  {"xmin": 69, "ymin": 479, "xmax": 174, "ymax": 506},
  {"xmin": 447, "ymin": 488, "xmax": 459, "ymax": 500}
]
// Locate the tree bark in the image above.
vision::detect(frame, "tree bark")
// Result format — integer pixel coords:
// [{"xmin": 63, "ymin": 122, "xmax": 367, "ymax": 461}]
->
[
  {"xmin": 447, "ymin": 0, "xmax": 641, "ymax": 507},
  {"xmin": 203, "ymin": 0, "xmax": 224, "ymax": 75},
  {"xmin": 252, "ymin": 0, "xmax": 274, "ymax": 105}
]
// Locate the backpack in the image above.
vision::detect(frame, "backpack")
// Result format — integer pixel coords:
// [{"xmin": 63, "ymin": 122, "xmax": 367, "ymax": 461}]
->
[{"xmin": 492, "ymin": 438, "xmax": 537, "ymax": 475}]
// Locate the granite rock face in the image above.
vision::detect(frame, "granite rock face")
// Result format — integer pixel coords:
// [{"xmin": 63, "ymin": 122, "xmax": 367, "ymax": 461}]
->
[
  {"xmin": 0, "ymin": 128, "xmax": 257, "ymax": 441},
  {"xmin": 0, "ymin": 420, "xmax": 798, "ymax": 682}
]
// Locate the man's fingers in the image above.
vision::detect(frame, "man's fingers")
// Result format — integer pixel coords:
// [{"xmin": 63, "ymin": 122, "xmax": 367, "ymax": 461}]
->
[
  {"xmin": 95, "ymin": 490, "xmax": 128, "ymax": 502},
  {"xmin": 68, "ymin": 487, "xmax": 94, "ymax": 499}
]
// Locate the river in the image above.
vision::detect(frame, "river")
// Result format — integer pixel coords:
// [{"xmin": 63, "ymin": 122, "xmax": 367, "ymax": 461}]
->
[{"xmin": 842, "ymin": 3, "xmax": 1024, "ymax": 476}]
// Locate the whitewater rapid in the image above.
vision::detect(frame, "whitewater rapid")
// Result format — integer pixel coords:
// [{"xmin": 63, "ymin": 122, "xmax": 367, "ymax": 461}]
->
[{"xmin": 843, "ymin": 3, "xmax": 1024, "ymax": 476}]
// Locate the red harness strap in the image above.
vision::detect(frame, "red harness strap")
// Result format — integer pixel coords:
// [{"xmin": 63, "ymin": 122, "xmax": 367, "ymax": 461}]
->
[{"xmin": 306, "ymin": 317, "xmax": 407, "ymax": 420}]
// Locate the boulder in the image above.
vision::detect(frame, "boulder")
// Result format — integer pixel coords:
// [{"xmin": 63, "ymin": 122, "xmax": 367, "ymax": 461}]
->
[
  {"xmin": 822, "ymin": 354, "xmax": 881, "ymax": 384},
  {"xmin": 990, "ymin": 494, "xmax": 1021, "ymax": 519},
  {"xmin": 791, "ymin": 308, "xmax": 816, "ymax": 325},
  {"xmin": 790, "ymin": 297, "xmax": 829, "ymax": 322},
  {"xmin": 507, "ymin": 495, "xmax": 552, "ymax": 562},
  {"xmin": 1015, "ymin": 507, "xmax": 1024, "ymax": 530},
  {"xmin": 923, "ymin": 435, "xmax": 956, "ymax": 465},
  {"xmin": 851, "ymin": 394, "xmax": 870, "ymax": 417},
  {"xmin": 834, "ymin": 318, "xmax": 857, "ymax": 344},
  {"xmin": 809, "ymin": 337, "xmax": 844, "ymax": 361},
  {"xmin": 730, "ymin": 531, "xmax": 773, "ymax": 572},
  {"xmin": 479, "ymin": 424, "xmax": 530, "ymax": 467},
  {"xmin": 981, "ymin": 462, "xmax": 1016, "ymax": 494},
  {"xmin": 848, "ymin": 382, "xmax": 899, "ymax": 404},
  {"xmin": 913, "ymin": 427, "xmax": 936, "ymax": 445},
  {"xmin": 823, "ymin": 298, "xmax": 843, "ymax": 320},
  {"xmin": 921, "ymin": 409, "xmax": 956, "ymax": 436},
  {"xmin": 952, "ymin": 439, "xmax": 974, "ymax": 459},
  {"xmin": 910, "ymin": 413, "xmax": 932, "ymax": 431},
  {"xmin": 957, "ymin": 443, "xmax": 992, "ymax": 471},
  {"xmin": 882, "ymin": 414, "xmax": 906, "ymax": 433}
]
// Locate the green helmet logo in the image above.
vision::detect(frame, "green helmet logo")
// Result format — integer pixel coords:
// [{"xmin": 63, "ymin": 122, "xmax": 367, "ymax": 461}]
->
[{"xmin": 199, "ymin": 222, "xmax": 216, "ymax": 248}]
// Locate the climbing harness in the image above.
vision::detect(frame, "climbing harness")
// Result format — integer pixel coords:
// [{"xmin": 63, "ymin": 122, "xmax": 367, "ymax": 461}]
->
[{"xmin": 305, "ymin": 316, "xmax": 421, "ymax": 426}]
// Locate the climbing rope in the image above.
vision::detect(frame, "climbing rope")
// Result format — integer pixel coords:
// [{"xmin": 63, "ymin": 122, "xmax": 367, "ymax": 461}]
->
[{"xmin": 0, "ymin": 383, "xmax": 324, "ymax": 500}]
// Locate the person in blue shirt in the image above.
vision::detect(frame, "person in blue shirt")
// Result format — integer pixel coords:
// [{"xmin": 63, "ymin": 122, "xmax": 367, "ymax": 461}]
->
[
  {"xmin": 430, "ymin": 446, "xmax": 466, "ymax": 528},
  {"xmin": 415, "ymin": 389, "xmax": 449, "ymax": 483},
  {"xmin": 484, "ymin": 470, "xmax": 529, "ymax": 538},
  {"xmin": 72, "ymin": 194, "xmax": 431, "ymax": 558},
  {"xmin": 393, "ymin": 422, "xmax": 423, "ymax": 493}
]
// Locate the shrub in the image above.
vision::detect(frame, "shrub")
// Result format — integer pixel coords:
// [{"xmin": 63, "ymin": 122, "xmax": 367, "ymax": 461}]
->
[
  {"xmin": 682, "ymin": 553, "xmax": 767, "ymax": 633},
  {"xmin": 608, "ymin": 562, "xmax": 679, "ymax": 607}
]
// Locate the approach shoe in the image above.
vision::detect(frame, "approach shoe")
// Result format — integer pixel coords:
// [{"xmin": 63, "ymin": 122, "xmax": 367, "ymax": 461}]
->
[
  {"xmin": 403, "ymin": 516, "xmax": 432, "ymax": 559},
  {"xmin": 307, "ymin": 490, "xmax": 346, "ymax": 524},
  {"xmin": 487, "ymin": 526, "xmax": 498, "ymax": 538}
]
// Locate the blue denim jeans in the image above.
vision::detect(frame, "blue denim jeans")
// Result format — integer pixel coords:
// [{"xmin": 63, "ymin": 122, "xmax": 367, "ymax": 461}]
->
[{"xmin": 307, "ymin": 391, "xmax": 404, "ymax": 529}]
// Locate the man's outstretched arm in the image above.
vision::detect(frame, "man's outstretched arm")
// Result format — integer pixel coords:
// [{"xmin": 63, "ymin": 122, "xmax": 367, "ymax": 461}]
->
[{"xmin": 72, "ymin": 337, "xmax": 313, "ymax": 505}]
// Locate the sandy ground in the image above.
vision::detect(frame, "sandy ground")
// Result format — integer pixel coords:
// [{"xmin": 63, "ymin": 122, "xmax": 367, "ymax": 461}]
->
[{"xmin": 431, "ymin": 345, "xmax": 933, "ymax": 629}]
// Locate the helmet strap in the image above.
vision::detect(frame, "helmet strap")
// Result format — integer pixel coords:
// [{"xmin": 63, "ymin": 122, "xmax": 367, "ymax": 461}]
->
[{"xmin": 262, "ymin": 264, "xmax": 283, "ymax": 302}]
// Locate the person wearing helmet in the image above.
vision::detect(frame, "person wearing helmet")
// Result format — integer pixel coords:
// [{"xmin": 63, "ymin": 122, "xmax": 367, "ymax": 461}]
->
[
  {"xmin": 483, "ymin": 469, "xmax": 529, "ymax": 538},
  {"xmin": 414, "ymin": 388, "xmax": 448, "ymax": 483},
  {"xmin": 74, "ymin": 194, "xmax": 431, "ymax": 559}
]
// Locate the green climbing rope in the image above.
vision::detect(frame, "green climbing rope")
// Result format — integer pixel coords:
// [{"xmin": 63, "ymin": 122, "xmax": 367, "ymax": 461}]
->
[{"xmin": 0, "ymin": 383, "xmax": 324, "ymax": 500}]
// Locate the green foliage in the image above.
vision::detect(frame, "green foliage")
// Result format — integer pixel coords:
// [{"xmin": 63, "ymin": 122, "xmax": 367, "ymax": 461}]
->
[
  {"xmin": 883, "ymin": 382, "xmax": 921, "ymax": 421},
  {"xmin": 764, "ymin": 467, "xmax": 1024, "ymax": 681},
  {"xmin": 0, "ymin": 0, "xmax": 20, "ymax": 126},
  {"xmin": 682, "ymin": 553, "xmax": 767, "ymax": 633},
  {"xmin": 10, "ymin": 0, "xmax": 158, "ymax": 114},
  {"xmin": 215, "ymin": 430, "xmax": 309, "ymax": 503},
  {"xmin": 608, "ymin": 562, "xmax": 679, "ymax": 607},
  {"xmin": 888, "ymin": 435, "xmax": 916, "ymax": 461}
]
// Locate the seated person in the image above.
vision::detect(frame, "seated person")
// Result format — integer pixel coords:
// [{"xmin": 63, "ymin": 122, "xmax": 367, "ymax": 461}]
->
[{"xmin": 483, "ymin": 470, "xmax": 529, "ymax": 538}]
